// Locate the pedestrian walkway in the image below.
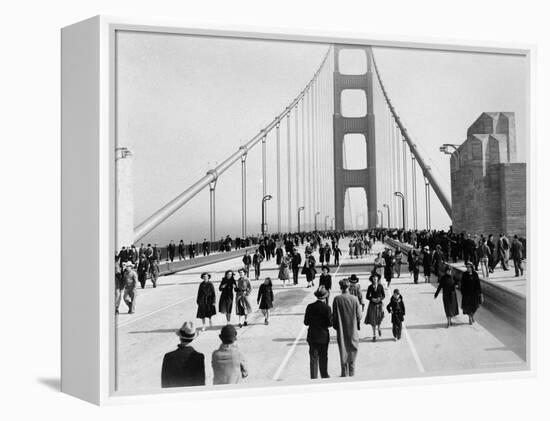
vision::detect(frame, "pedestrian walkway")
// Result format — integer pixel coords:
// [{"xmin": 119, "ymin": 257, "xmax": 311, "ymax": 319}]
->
[{"xmin": 115, "ymin": 236, "xmax": 526, "ymax": 393}]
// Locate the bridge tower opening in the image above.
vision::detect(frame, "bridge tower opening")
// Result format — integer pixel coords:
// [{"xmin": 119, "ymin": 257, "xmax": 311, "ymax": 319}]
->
[{"xmin": 333, "ymin": 45, "xmax": 377, "ymax": 230}]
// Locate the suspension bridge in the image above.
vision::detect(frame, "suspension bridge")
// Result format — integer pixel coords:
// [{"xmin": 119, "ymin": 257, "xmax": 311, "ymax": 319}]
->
[{"xmin": 114, "ymin": 42, "xmax": 527, "ymax": 392}]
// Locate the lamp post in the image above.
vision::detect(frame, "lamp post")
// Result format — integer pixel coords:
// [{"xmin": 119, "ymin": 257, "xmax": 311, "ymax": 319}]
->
[
  {"xmin": 297, "ymin": 206, "xmax": 305, "ymax": 233},
  {"xmin": 314, "ymin": 211, "xmax": 321, "ymax": 232},
  {"xmin": 394, "ymin": 191, "xmax": 406, "ymax": 230},
  {"xmin": 377, "ymin": 210, "xmax": 384, "ymax": 228},
  {"xmin": 261, "ymin": 195, "xmax": 273, "ymax": 237},
  {"xmin": 325, "ymin": 215, "xmax": 330, "ymax": 231},
  {"xmin": 383, "ymin": 203, "xmax": 391, "ymax": 229},
  {"xmin": 424, "ymin": 177, "xmax": 431, "ymax": 230}
]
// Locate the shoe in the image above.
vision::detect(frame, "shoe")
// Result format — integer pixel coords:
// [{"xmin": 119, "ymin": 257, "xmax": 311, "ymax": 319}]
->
[
  {"xmin": 239, "ymin": 323, "xmax": 243, "ymax": 328},
  {"xmin": 378, "ymin": 327, "xmax": 382, "ymax": 336},
  {"xmin": 394, "ymin": 337, "xmax": 398, "ymax": 341},
  {"xmin": 264, "ymin": 320, "xmax": 268, "ymax": 325},
  {"xmin": 244, "ymin": 321, "xmax": 248, "ymax": 326},
  {"xmin": 372, "ymin": 337, "xmax": 376, "ymax": 342}
]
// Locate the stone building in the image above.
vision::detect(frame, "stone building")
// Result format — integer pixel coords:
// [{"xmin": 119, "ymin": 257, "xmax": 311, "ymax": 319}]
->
[{"xmin": 450, "ymin": 112, "xmax": 526, "ymax": 237}]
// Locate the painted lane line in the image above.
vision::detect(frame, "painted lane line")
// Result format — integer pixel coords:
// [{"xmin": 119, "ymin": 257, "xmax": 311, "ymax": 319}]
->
[
  {"xmin": 117, "ymin": 296, "xmax": 194, "ymax": 329},
  {"xmin": 272, "ymin": 260, "xmax": 344, "ymax": 381},
  {"xmin": 403, "ymin": 325, "xmax": 426, "ymax": 373}
]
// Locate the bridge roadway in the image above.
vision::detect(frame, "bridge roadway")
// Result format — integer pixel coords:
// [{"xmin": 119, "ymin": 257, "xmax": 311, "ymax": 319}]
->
[{"xmin": 116, "ymin": 238, "xmax": 527, "ymax": 393}]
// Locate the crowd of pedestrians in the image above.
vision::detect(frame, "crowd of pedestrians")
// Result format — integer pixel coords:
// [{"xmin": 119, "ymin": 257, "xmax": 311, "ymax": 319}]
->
[{"xmin": 116, "ymin": 226, "xmax": 526, "ymax": 387}]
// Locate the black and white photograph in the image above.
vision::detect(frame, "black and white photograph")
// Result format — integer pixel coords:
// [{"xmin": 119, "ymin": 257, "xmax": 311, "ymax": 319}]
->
[{"xmin": 113, "ymin": 29, "xmax": 528, "ymax": 393}]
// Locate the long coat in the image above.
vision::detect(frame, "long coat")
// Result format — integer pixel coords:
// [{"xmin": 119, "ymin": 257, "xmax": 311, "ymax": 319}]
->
[
  {"xmin": 257, "ymin": 283, "xmax": 274, "ymax": 309},
  {"xmin": 434, "ymin": 274, "xmax": 459, "ymax": 317},
  {"xmin": 218, "ymin": 277, "xmax": 236, "ymax": 315},
  {"xmin": 460, "ymin": 271, "xmax": 481, "ymax": 315},
  {"xmin": 235, "ymin": 277, "xmax": 253, "ymax": 316},
  {"xmin": 196, "ymin": 281, "xmax": 216, "ymax": 318},
  {"xmin": 161, "ymin": 345, "xmax": 205, "ymax": 388},
  {"xmin": 332, "ymin": 292, "xmax": 362, "ymax": 365}
]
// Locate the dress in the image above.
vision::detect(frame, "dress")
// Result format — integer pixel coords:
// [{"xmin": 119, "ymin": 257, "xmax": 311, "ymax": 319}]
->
[
  {"xmin": 257, "ymin": 283, "xmax": 274, "ymax": 310},
  {"xmin": 364, "ymin": 283, "xmax": 385, "ymax": 326},
  {"xmin": 218, "ymin": 277, "xmax": 236, "ymax": 315},
  {"xmin": 235, "ymin": 277, "xmax": 253, "ymax": 316},
  {"xmin": 460, "ymin": 271, "xmax": 481, "ymax": 315},
  {"xmin": 434, "ymin": 274, "xmax": 459, "ymax": 317},
  {"xmin": 196, "ymin": 281, "xmax": 216, "ymax": 318}
]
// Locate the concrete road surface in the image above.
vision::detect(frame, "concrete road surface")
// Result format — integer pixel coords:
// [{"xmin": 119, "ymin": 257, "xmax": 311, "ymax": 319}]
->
[{"xmin": 115, "ymin": 238, "xmax": 527, "ymax": 393}]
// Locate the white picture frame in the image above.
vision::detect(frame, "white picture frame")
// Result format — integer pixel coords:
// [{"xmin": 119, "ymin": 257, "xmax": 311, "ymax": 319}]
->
[{"xmin": 61, "ymin": 15, "xmax": 534, "ymax": 405}]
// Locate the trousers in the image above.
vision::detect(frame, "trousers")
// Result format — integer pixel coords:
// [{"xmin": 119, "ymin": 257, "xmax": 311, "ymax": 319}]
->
[
  {"xmin": 123, "ymin": 287, "xmax": 137, "ymax": 312},
  {"xmin": 392, "ymin": 321, "xmax": 402, "ymax": 339},
  {"xmin": 308, "ymin": 343, "xmax": 329, "ymax": 379}
]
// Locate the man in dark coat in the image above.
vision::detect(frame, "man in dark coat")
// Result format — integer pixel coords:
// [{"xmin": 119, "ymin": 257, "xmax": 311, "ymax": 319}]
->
[
  {"xmin": 253, "ymin": 249, "xmax": 264, "ymax": 280},
  {"xmin": 510, "ymin": 235, "xmax": 524, "ymax": 277},
  {"xmin": 333, "ymin": 245, "xmax": 342, "ymax": 266},
  {"xmin": 167, "ymin": 240, "xmax": 176, "ymax": 262},
  {"xmin": 242, "ymin": 250, "xmax": 252, "ymax": 277},
  {"xmin": 304, "ymin": 286, "xmax": 332, "ymax": 379},
  {"xmin": 161, "ymin": 321, "xmax": 205, "ymax": 388},
  {"xmin": 178, "ymin": 240, "xmax": 186, "ymax": 260},
  {"xmin": 291, "ymin": 247, "xmax": 302, "ymax": 285}
]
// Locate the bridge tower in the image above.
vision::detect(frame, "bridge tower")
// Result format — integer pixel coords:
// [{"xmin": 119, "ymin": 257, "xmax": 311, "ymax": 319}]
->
[{"xmin": 332, "ymin": 45, "xmax": 377, "ymax": 230}]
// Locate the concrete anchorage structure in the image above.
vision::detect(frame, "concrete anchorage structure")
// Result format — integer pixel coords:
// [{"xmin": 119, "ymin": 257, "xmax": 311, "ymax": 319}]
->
[
  {"xmin": 332, "ymin": 45, "xmax": 377, "ymax": 231},
  {"xmin": 450, "ymin": 112, "xmax": 526, "ymax": 236}
]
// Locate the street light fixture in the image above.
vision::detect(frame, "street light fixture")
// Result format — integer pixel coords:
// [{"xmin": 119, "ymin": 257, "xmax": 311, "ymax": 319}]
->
[
  {"xmin": 261, "ymin": 195, "xmax": 273, "ymax": 237},
  {"xmin": 314, "ymin": 211, "xmax": 321, "ymax": 232},
  {"xmin": 377, "ymin": 210, "xmax": 384, "ymax": 228},
  {"xmin": 383, "ymin": 203, "xmax": 391, "ymax": 229},
  {"xmin": 394, "ymin": 191, "xmax": 406, "ymax": 230},
  {"xmin": 439, "ymin": 143, "xmax": 460, "ymax": 155},
  {"xmin": 297, "ymin": 206, "xmax": 305, "ymax": 233}
]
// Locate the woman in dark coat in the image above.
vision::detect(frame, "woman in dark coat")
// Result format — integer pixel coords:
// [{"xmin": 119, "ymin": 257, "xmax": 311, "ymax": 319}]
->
[
  {"xmin": 364, "ymin": 273, "xmax": 385, "ymax": 342},
  {"xmin": 196, "ymin": 272, "xmax": 216, "ymax": 331},
  {"xmin": 219, "ymin": 270, "xmax": 237, "ymax": 324},
  {"xmin": 460, "ymin": 262, "xmax": 482, "ymax": 324},
  {"xmin": 434, "ymin": 266, "xmax": 459, "ymax": 327},
  {"xmin": 257, "ymin": 277, "xmax": 274, "ymax": 325}
]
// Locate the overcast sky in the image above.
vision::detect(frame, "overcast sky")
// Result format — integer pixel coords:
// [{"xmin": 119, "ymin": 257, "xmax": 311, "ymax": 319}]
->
[{"xmin": 116, "ymin": 31, "xmax": 527, "ymax": 245}]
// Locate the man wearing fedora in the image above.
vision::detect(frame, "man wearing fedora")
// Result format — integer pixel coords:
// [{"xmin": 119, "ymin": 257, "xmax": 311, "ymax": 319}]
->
[
  {"xmin": 304, "ymin": 286, "xmax": 332, "ymax": 379},
  {"xmin": 161, "ymin": 321, "xmax": 205, "ymax": 388},
  {"xmin": 211, "ymin": 324, "xmax": 249, "ymax": 385},
  {"xmin": 332, "ymin": 278, "xmax": 362, "ymax": 377}
]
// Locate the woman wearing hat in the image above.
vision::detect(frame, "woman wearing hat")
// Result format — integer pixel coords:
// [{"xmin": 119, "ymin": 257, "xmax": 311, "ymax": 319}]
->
[
  {"xmin": 219, "ymin": 270, "xmax": 237, "ymax": 324},
  {"xmin": 348, "ymin": 274, "xmax": 364, "ymax": 312},
  {"xmin": 365, "ymin": 273, "xmax": 385, "ymax": 342},
  {"xmin": 235, "ymin": 268, "xmax": 253, "ymax": 327},
  {"xmin": 196, "ymin": 272, "xmax": 216, "ymax": 331},
  {"xmin": 460, "ymin": 262, "xmax": 482, "ymax": 325},
  {"xmin": 434, "ymin": 266, "xmax": 459, "ymax": 327}
]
